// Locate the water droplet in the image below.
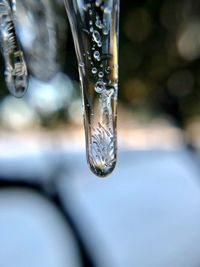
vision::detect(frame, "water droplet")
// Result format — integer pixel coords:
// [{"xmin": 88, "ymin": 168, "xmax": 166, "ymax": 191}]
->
[
  {"xmin": 93, "ymin": 50, "xmax": 100, "ymax": 61},
  {"xmin": 89, "ymin": 20, "xmax": 93, "ymax": 25},
  {"xmin": 95, "ymin": 80, "xmax": 105, "ymax": 93},
  {"xmin": 90, "ymin": 27, "xmax": 94, "ymax": 33},
  {"xmin": 92, "ymin": 30, "xmax": 101, "ymax": 44},
  {"xmin": 89, "ymin": 9, "xmax": 93, "ymax": 15},
  {"xmin": 88, "ymin": 56, "xmax": 91, "ymax": 60},
  {"xmin": 92, "ymin": 67, "xmax": 97, "ymax": 74},
  {"xmin": 100, "ymin": 64, "xmax": 103, "ymax": 68}
]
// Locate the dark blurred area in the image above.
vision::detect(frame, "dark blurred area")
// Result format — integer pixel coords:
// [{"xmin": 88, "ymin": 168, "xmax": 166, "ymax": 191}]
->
[{"xmin": 2, "ymin": 1, "xmax": 200, "ymax": 267}]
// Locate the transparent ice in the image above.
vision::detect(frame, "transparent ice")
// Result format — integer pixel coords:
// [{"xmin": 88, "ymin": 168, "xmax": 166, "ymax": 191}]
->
[
  {"xmin": 0, "ymin": 0, "xmax": 28, "ymax": 98},
  {"xmin": 64, "ymin": 0, "xmax": 120, "ymax": 177}
]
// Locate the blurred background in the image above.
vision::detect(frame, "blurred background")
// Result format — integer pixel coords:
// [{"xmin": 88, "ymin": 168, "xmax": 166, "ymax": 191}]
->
[{"xmin": 1, "ymin": 0, "xmax": 200, "ymax": 267}]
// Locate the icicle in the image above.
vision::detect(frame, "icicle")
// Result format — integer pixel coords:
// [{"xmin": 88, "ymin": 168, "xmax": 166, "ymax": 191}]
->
[
  {"xmin": 0, "ymin": 0, "xmax": 28, "ymax": 98},
  {"xmin": 64, "ymin": 0, "xmax": 120, "ymax": 177}
]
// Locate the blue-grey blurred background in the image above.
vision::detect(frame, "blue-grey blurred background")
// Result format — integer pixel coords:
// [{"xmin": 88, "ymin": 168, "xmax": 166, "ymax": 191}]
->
[{"xmin": 1, "ymin": 0, "xmax": 200, "ymax": 267}]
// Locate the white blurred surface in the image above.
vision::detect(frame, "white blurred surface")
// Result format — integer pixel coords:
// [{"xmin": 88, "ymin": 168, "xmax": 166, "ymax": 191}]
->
[
  {"xmin": 58, "ymin": 150, "xmax": 200, "ymax": 267},
  {"xmin": 0, "ymin": 189, "xmax": 82, "ymax": 267},
  {"xmin": 0, "ymin": 147, "xmax": 200, "ymax": 267}
]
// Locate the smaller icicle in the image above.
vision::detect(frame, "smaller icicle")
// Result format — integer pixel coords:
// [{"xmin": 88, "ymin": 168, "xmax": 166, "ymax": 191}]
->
[{"xmin": 0, "ymin": 0, "xmax": 28, "ymax": 98}]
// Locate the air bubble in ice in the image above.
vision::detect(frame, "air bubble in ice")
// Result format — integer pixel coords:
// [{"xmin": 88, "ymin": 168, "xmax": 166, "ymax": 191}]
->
[
  {"xmin": 95, "ymin": 80, "xmax": 105, "ymax": 93},
  {"xmin": 98, "ymin": 71, "xmax": 104, "ymax": 78},
  {"xmin": 92, "ymin": 67, "xmax": 97, "ymax": 74},
  {"xmin": 97, "ymin": 41, "xmax": 102, "ymax": 47},
  {"xmin": 103, "ymin": 28, "xmax": 109, "ymax": 35},
  {"xmin": 94, "ymin": 50, "xmax": 100, "ymax": 61},
  {"xmin": 92, "ymin": 30, "xmax": 101, "ymax": 44},
  {"xmin": 79, "ymin": 62, "xmax": 85, "ymax": 67},
  {"xmin": 96, "ymin": 19, "xmax": 102, "ymax": 29}
]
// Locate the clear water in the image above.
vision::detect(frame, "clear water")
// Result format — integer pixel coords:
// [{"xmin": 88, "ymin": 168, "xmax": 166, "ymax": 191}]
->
[
  {"xmin": 64, "ymin": 0, "xmax": 120, "ymax": 177},
  {"xmin": 0, "ymin": 0, "xmax": 27, "ymax": 98}
]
